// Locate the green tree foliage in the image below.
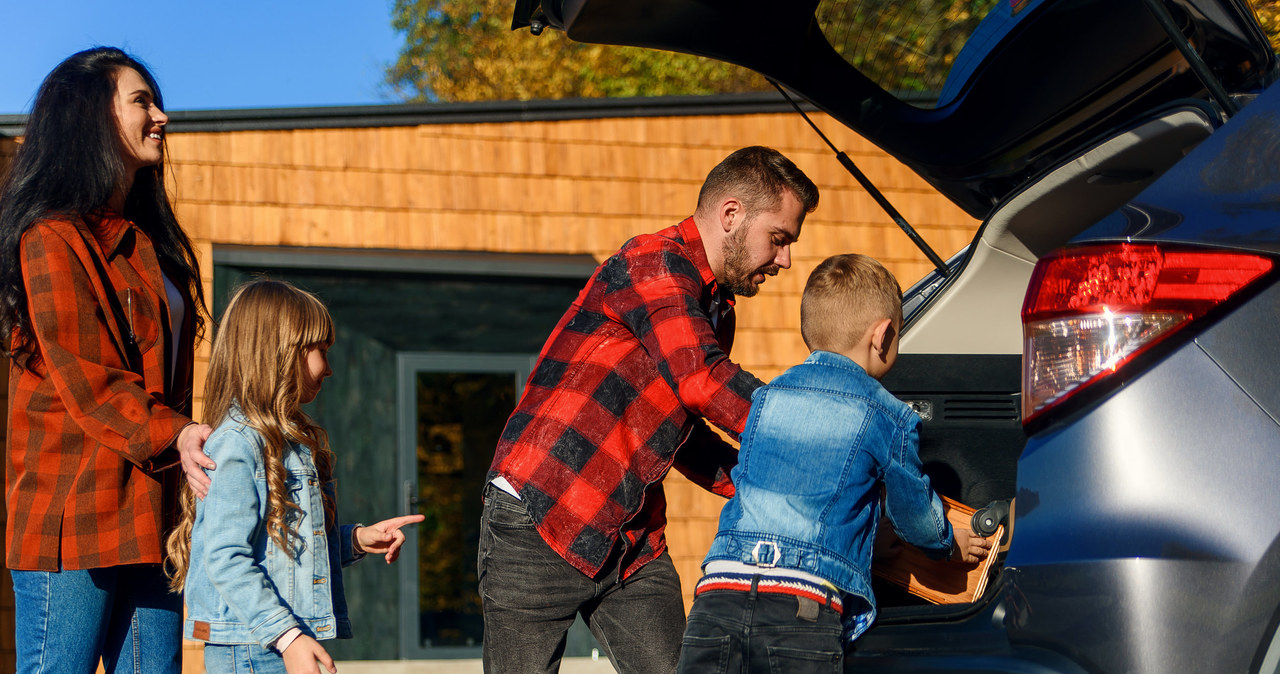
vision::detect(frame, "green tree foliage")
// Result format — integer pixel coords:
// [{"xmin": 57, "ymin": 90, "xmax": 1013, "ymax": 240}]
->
[
  {"xmin": 816, "ymin": 0, "xmax": 1000, "ymax": 94},
  {"xmin": 387, "ymin": 0, "xmax": 1280, "ymax": 103},
  {"xmin": 1256, "ymin": 0, "xmax": 1280, "ymax": 53},
  {"xmin": 385, "ymin": 0, "xmax": 768, "ymax": 102}
]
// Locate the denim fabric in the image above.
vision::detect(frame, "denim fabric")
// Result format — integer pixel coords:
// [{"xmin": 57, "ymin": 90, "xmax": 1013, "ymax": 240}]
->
[
  {"xmin": 203, "ymin": 643, "xmax": 287, "ymax": 674},
  {"xmin": 184, "ymin": 414, "xmax": 361, "ymax": 649},
  {"xmin": 477, "ymin": 485, "xmax": 686, "ymax": 673},
  {"xmin": 703, "ymin": 350, "xmax": 953, "ymax": 639},
  {"xmin": 676, "ymin": 585, "xmax": 843, "ymax": 674},
  {"xmin": 9, "ymin": 564, "xmax": 182, "ymax": 673}
]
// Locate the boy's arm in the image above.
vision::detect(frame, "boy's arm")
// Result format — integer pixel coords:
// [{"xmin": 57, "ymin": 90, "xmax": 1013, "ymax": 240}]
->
[
  {"xmin": 671, "ymin": 418, "xmax": 738, "ymax": 498},
  {"xmin": 881, "ymin": 418, "xmax": 955, "ymax": 560}
]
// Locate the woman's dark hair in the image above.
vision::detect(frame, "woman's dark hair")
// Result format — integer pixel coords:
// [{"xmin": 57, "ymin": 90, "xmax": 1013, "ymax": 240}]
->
[{"xmin": 0, "ymin": 47, "xmax": 206, "ymax": 364}]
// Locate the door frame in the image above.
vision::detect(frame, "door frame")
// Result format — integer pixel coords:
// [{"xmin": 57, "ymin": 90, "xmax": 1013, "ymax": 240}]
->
[{"xmin": 395, "ymin": 351, "xmax": 536, "ymax": 659}]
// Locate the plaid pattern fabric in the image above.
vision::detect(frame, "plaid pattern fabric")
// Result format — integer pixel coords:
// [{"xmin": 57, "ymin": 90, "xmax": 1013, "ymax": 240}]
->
[
  {"xmin": 6, "ymin": 213, "xmax": 194, "ymax": 571},
  {"xmin": 489, "ymin": 217, "xmax": 763, "ymax": 579}
]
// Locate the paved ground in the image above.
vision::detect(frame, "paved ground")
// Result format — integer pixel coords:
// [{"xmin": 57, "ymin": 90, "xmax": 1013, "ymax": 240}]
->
[{"xmin": 336, "ymin": 657, "xmax": 617, "ymax": 673}]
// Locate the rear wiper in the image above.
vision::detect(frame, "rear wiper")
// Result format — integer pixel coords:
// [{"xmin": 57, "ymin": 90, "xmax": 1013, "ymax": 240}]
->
[{"xmin": 770, "ymin": 80, "xmax": 951, "ymax": 277}]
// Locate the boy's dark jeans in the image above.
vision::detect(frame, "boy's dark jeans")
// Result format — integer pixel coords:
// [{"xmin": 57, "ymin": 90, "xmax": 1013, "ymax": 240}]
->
[
  {"xmin": 477, "ymin": 485, "xmax": 686, "ymax": 673},
  {"xmin": 676, "ymin": 583, "xmax": 844, "ymax": 674}
]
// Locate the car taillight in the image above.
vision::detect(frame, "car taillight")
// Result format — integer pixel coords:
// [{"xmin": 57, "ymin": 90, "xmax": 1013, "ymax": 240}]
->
[{"xmin": 1021, "ymin": 243, "xmax": 1273, "ymax": 424}]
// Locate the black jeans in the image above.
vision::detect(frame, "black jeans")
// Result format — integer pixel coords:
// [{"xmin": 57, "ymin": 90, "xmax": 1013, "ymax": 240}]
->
[
  {"xmin": 676, "ymin": 582, "xmax": 844, "ymax": 674},
  {"xmin": 477, "ymin": 485, "xmax": 686, "ymax": 673}
]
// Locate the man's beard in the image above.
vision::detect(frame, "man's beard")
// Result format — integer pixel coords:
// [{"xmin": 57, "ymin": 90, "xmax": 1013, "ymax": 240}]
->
[{"xmin": 721, "ymin": 221, "xmax": 779, "ymax": 298}]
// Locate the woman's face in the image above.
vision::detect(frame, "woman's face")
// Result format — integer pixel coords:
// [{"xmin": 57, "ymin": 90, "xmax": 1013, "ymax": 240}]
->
[{"xmin": 112, "ymin": 67, "xmax": 168, "ymax": 176}]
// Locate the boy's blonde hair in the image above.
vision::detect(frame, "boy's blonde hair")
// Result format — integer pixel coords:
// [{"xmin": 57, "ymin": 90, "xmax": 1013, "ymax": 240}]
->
[
  {"xmin": 166, "ymin": 279, "xmax": 336, "ymax": 590},
  {"xmin": 800, "ymin": 254, "xmax": 903, "ymax": 354}
]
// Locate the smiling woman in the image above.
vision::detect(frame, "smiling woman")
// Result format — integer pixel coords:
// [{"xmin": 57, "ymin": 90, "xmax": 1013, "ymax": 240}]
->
[
  {"xmin": 0, "ymin": 47, "xmax": 210, "ymax": 673},
  {"xmin": 112, "ymin": 66, "xmax": 169, "ymax": 180}
]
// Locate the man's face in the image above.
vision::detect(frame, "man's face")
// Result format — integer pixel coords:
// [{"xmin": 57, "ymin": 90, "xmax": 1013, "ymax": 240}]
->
[{"xmin": 719, "ymin": 190, "xmax": 803, "ymax": 297}]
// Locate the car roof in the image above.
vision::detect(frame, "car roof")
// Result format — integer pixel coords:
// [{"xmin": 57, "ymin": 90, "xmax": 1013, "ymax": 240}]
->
[{"xmin": 519, "ymin": 0, "xmax": 1277, "ymax": 218}]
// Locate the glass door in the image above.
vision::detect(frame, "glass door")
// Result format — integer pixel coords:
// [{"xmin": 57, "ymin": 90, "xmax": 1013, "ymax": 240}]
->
[{"xmin": 396, "ymin": 352, "xmax": 534, "ymax": 659}]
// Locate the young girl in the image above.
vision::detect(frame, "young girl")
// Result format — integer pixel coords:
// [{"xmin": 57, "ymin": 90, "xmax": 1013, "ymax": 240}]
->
[{"xmin": 166, "ymin": 279, "xmax": 423, "ymax": 674}]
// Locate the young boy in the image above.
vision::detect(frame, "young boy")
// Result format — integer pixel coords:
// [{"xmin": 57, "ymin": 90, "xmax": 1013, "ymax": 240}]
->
[{"xmin": 676, "ymin": 254, "xmax": 990, "ymax": 673}]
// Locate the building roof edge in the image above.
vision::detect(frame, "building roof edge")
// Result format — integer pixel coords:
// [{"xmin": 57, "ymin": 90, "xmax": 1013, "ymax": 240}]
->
[{"xmin": 0, "ymin": 91, "xmax": 854, "ymax": 136}]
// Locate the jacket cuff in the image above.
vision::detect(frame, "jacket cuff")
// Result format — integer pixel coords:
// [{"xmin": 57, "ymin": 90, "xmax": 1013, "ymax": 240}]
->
[
  {"xmin": 273, "ymin": 627, "xmax": 304, "ymax": 654},
  {"xmin": 341, "ymin": 523, "xmax": 366, "ymax": 567},
  {"xmin": 250, "ymin": 607, "xmax": 300, "ymax": 650}
]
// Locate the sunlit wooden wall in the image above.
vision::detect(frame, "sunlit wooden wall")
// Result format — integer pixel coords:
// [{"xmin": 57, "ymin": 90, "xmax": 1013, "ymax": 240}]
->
[{"xmin": 163, "ymin": 107, "xmax": 978, "ymax": 614}]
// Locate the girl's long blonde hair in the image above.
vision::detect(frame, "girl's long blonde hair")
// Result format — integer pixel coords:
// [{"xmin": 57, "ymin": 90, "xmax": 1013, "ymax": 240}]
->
[{"xmin": 166, "ymin": 279, "xmax": 336, "ymax": 590}]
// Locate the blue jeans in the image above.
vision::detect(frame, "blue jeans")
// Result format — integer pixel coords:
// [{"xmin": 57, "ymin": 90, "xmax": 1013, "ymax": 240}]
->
[
  {"xmin": 9, "ymin": 564, "xmax": 182, "ymax": 674},
  {"xmin": 676, "ymin": 583, "xmax": 844, "ymax": 674},
  {"xmin": 477, "ymin": 485, "xmax": 687, "ymax": 673},
  {"xmin": 203, "ymin": 643, "xmax": 287, "ymax": 674}
]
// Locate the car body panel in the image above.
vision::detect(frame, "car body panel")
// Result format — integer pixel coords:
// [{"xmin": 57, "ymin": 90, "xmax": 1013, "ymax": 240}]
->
[
  {"xmin": 1074, "ymin": 76, "xmax": 1280, "ymax": 257},
  {"xmin": 1007, "ymin": 279, "xmax": 1280, "ymax": 672}
]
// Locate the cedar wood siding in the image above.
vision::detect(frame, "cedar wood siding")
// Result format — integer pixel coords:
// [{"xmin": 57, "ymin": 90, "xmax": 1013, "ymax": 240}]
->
[{"xmin": 0, "ymin": 103, "xmax": 977, "ymax": 671}]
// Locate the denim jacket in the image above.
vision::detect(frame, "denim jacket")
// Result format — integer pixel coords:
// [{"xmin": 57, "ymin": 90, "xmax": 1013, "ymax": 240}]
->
[
  {"xmin": 183, "ymin": 412, "xmax": 362, "ymax": 649},
  {"xmin": 703, "ymin": 350, "xmax": 954, "ymax": 639}
]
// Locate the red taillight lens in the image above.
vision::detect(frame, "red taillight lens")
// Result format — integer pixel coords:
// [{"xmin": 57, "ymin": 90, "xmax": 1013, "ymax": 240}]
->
[{"xmin": 1021, "ymin": 243, "xmax": 1272, "ymax": 423}]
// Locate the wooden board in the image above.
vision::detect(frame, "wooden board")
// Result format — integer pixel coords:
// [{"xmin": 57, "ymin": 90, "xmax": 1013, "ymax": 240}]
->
[{"xmin": 871, "ymin": 495, "xmax": 1002, "ymax": 604}]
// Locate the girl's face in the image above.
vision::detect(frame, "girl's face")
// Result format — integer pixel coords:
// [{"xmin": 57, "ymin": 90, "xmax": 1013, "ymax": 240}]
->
[
  {"xmin": 300, "ymin": 344, "xmax": 332, "ymax": 404},
  {"xmin": 112, "ymin": 67, "xmax": 168, "ymax": 177}
]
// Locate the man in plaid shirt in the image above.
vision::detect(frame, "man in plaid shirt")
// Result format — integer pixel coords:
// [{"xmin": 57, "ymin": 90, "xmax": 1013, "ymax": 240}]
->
[{"xmin": 479, "ymin": 146, "xmax": 820, "ymax": 672}]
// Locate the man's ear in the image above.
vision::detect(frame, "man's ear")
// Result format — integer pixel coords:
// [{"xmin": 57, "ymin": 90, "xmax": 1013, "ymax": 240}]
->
[
  {"xmin": 870, "ymin": 318, "xmax": 894, "ymax": 357},
  {"xmin": 719, "ymin": 197, "xmax": 742, "ymax": 233}
]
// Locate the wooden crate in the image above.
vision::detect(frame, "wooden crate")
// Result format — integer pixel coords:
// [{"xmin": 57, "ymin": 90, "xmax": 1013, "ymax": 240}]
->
[{"xmin": 871, "ymin": 496, "xmax": 1002, "ymax": 604}]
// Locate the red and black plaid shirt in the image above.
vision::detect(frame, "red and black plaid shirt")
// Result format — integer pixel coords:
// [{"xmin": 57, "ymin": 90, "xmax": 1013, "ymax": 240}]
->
[
  {"xmin": 6, "ymin": 213, "xmax": 194, "ymax": 571},
  {"xmin": 489, "ymin": 217, "xmax": 763, "ymax": 579}
]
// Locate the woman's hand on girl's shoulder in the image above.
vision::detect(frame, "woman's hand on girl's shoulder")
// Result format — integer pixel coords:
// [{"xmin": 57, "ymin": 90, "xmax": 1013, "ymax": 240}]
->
[
  {"xmin": 282, "ymin": 634, "xmax": 336, "ymax": 674},
  {"xmin": 178, "ymin": 422, "xmax": 216, "ymax": 498}
]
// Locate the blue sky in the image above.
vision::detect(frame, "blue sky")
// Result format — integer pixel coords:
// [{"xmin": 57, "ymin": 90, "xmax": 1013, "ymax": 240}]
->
[{"xmin": 0, "ymin": 1, "xmax": 405, "ymax": 114}]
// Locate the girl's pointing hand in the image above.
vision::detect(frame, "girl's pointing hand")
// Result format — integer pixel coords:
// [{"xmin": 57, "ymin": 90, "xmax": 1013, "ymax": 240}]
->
[{"xmin": 354, "ymin": 514, "xmax": 426, "ymax": 563}]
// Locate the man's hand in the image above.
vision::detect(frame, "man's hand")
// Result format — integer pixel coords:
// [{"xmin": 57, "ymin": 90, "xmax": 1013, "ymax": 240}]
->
[
  {"xmin": 355, "ymin": 514, "xmax": 426, "ymax": 564},
  {"xmin": 282, "ymin": 634, "xmax": 336, "ymax": 674},
  {"xmin": 177, "ymin": 423, "xmax": 215, "ymax": 498},
  {"xmin": 951, "ymin": 528, "xmax": 993, "ymax": 564}
]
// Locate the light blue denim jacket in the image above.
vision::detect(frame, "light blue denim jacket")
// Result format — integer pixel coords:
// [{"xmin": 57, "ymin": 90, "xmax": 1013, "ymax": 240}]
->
[
  {"xmin": 183, "ymin": 411, "xmax": 362, "ymax": 648},
  {"xmin": 703, "ymin": 350, "xmax": 954, "ymax": 639}
]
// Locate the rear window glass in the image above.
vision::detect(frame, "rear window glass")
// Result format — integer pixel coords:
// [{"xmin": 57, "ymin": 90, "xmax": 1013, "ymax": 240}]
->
[{"xmin": 816, "ymin": 0, "xmax": 1040, "ymax": 108}]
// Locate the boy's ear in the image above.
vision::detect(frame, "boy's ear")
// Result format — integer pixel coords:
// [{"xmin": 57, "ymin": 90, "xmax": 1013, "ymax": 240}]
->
[{"xmin": 870, "ymin": 318, "xmax": 894, "ymax": 355}]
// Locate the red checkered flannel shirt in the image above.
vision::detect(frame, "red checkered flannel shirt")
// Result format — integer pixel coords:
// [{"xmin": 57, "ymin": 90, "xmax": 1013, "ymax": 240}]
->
[
  {"xmin": 6, "ymin": 213, "xmax": 194, "ymax": 571},
  {"xmin": 489, "ymin": 217, "xmax": 764, "ymax": 579}
]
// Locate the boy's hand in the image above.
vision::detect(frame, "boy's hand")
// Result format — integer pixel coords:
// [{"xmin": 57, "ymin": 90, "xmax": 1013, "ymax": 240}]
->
[
  {"xmin": 950, "ymin": 528, "xmax": 993, "ymax": 564},
  {"xmin": 282, "ymin": 635, "xmax": 336, "ymax": 674},
  {"xmin": 355, "ymin": 514, "xmax": 426, "ymax": 563}
]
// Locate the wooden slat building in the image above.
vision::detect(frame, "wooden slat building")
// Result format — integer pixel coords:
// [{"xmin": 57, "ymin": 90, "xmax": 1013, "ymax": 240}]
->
[{"xmin": 0, "ymin": 93, "xmax": 976, "ymax": 669}]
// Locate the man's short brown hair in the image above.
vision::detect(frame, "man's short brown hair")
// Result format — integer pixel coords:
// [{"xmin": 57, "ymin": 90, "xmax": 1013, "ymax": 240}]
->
[
  {"xmin": 801, "ymin": 254, "xmax": 903, "ymax": 354},
  {"xmin": 696, "ymin": 146, "xmax": 819, "ymax": 219}
]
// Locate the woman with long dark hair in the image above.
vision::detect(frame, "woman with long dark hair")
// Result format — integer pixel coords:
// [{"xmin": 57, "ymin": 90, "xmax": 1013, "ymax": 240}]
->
[{"xmin": 0, "ymin": 47, "xmax": 214, "ymax": 672}]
